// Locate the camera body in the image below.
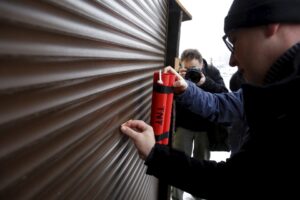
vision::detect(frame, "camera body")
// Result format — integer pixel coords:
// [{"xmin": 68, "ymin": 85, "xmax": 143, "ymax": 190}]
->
[{"xmin": 185, "ymin": 67, "xmax": 202, "ymax": 83}]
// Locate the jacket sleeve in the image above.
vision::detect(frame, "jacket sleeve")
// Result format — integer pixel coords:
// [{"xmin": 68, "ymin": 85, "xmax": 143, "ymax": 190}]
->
[
  {"xmin": 176, "ymin": 82, "xmax": 244, "ymax": 123},
  {"xmin": 145, "ymin": 144, "xmax": 234, "ymax": 199}
]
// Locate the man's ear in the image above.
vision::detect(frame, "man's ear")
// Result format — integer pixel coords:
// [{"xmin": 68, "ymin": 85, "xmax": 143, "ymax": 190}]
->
[{"xmin": 265, "ymin": 24, "xmax": 280, "ymax": 37}]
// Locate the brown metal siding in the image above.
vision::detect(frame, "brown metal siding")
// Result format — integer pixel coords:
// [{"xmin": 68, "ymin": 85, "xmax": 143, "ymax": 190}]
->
[{"xmin": 0, "ymin": 0, "xmax": 168, "ymax": 199}]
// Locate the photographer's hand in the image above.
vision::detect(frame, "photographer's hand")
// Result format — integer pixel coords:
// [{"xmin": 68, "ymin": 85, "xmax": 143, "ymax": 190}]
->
[
  {"xmin": 197, "ymin": 72, "xmax": 206, "ymax": 86},
  {"xmin": 178, "ymin": 67, "xmax": 187, "ymax": 77}
]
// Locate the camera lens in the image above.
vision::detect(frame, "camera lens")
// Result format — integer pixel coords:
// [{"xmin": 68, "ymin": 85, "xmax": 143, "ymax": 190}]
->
[{"xmin": 185, "ymin": 68, "xmax": 201, "ymax": 83}]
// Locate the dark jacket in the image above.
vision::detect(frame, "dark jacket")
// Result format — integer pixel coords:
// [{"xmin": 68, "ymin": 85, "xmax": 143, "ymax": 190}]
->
[
  {"xmin": 145, "ymin": 43, "xmax": 300, "ymax": 199},
  {"xmin": 229, "ymin": 71, "xmax": 249, "ymax": 154},
  {"xmin": 176, "ymin": 60, "xmax": 228, "ymax": 132}
]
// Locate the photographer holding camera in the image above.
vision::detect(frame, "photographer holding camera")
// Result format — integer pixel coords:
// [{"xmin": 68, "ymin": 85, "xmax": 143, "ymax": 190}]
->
[{"xmin": 172, "ymin": 49, "xmax": 228, "ymax": 200}]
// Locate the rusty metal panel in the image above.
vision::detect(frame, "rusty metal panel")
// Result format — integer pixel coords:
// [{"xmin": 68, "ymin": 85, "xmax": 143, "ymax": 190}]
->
[{"xmin": 0, "ymin": 0, "xmax": 167, "ymax": 199}]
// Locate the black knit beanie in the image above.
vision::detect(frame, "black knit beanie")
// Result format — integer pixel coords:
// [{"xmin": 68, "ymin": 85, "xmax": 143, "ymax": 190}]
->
[{"xmin": 224, "ymin": 0, "xmax": 300, "ymax": 34}]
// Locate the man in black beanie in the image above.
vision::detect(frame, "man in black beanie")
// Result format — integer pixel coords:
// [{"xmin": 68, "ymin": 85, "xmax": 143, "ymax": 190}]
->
[{"xmin": 121, "ymin": 0, "xmax": 300, "ymax": 199}]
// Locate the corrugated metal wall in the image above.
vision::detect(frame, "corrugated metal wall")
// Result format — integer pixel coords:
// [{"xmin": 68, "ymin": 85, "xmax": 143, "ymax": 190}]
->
[{"xmin": 0, "ymin": 0, "xmax": 168, "ymax": 199}]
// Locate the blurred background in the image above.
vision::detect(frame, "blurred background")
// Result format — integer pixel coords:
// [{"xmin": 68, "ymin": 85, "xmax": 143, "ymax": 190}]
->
[{"xmin": 179, "ymin": 0, "xmax": 236, "ymax": 89}]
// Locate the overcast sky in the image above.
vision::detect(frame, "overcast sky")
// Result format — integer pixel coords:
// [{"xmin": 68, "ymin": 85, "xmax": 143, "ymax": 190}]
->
[{"xmin": 179, "ymin": 0, "xmax": 233, "ymax": 66}]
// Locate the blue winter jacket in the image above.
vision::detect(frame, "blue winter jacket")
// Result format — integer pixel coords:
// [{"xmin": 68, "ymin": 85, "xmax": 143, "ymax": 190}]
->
[
  {"xmin": 176, "ymin": 82, "xmax": 247, "ymax": 154},
  {"xmin": 176, "ymin": 81, "xmax": 244, "ymax": 124}
]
